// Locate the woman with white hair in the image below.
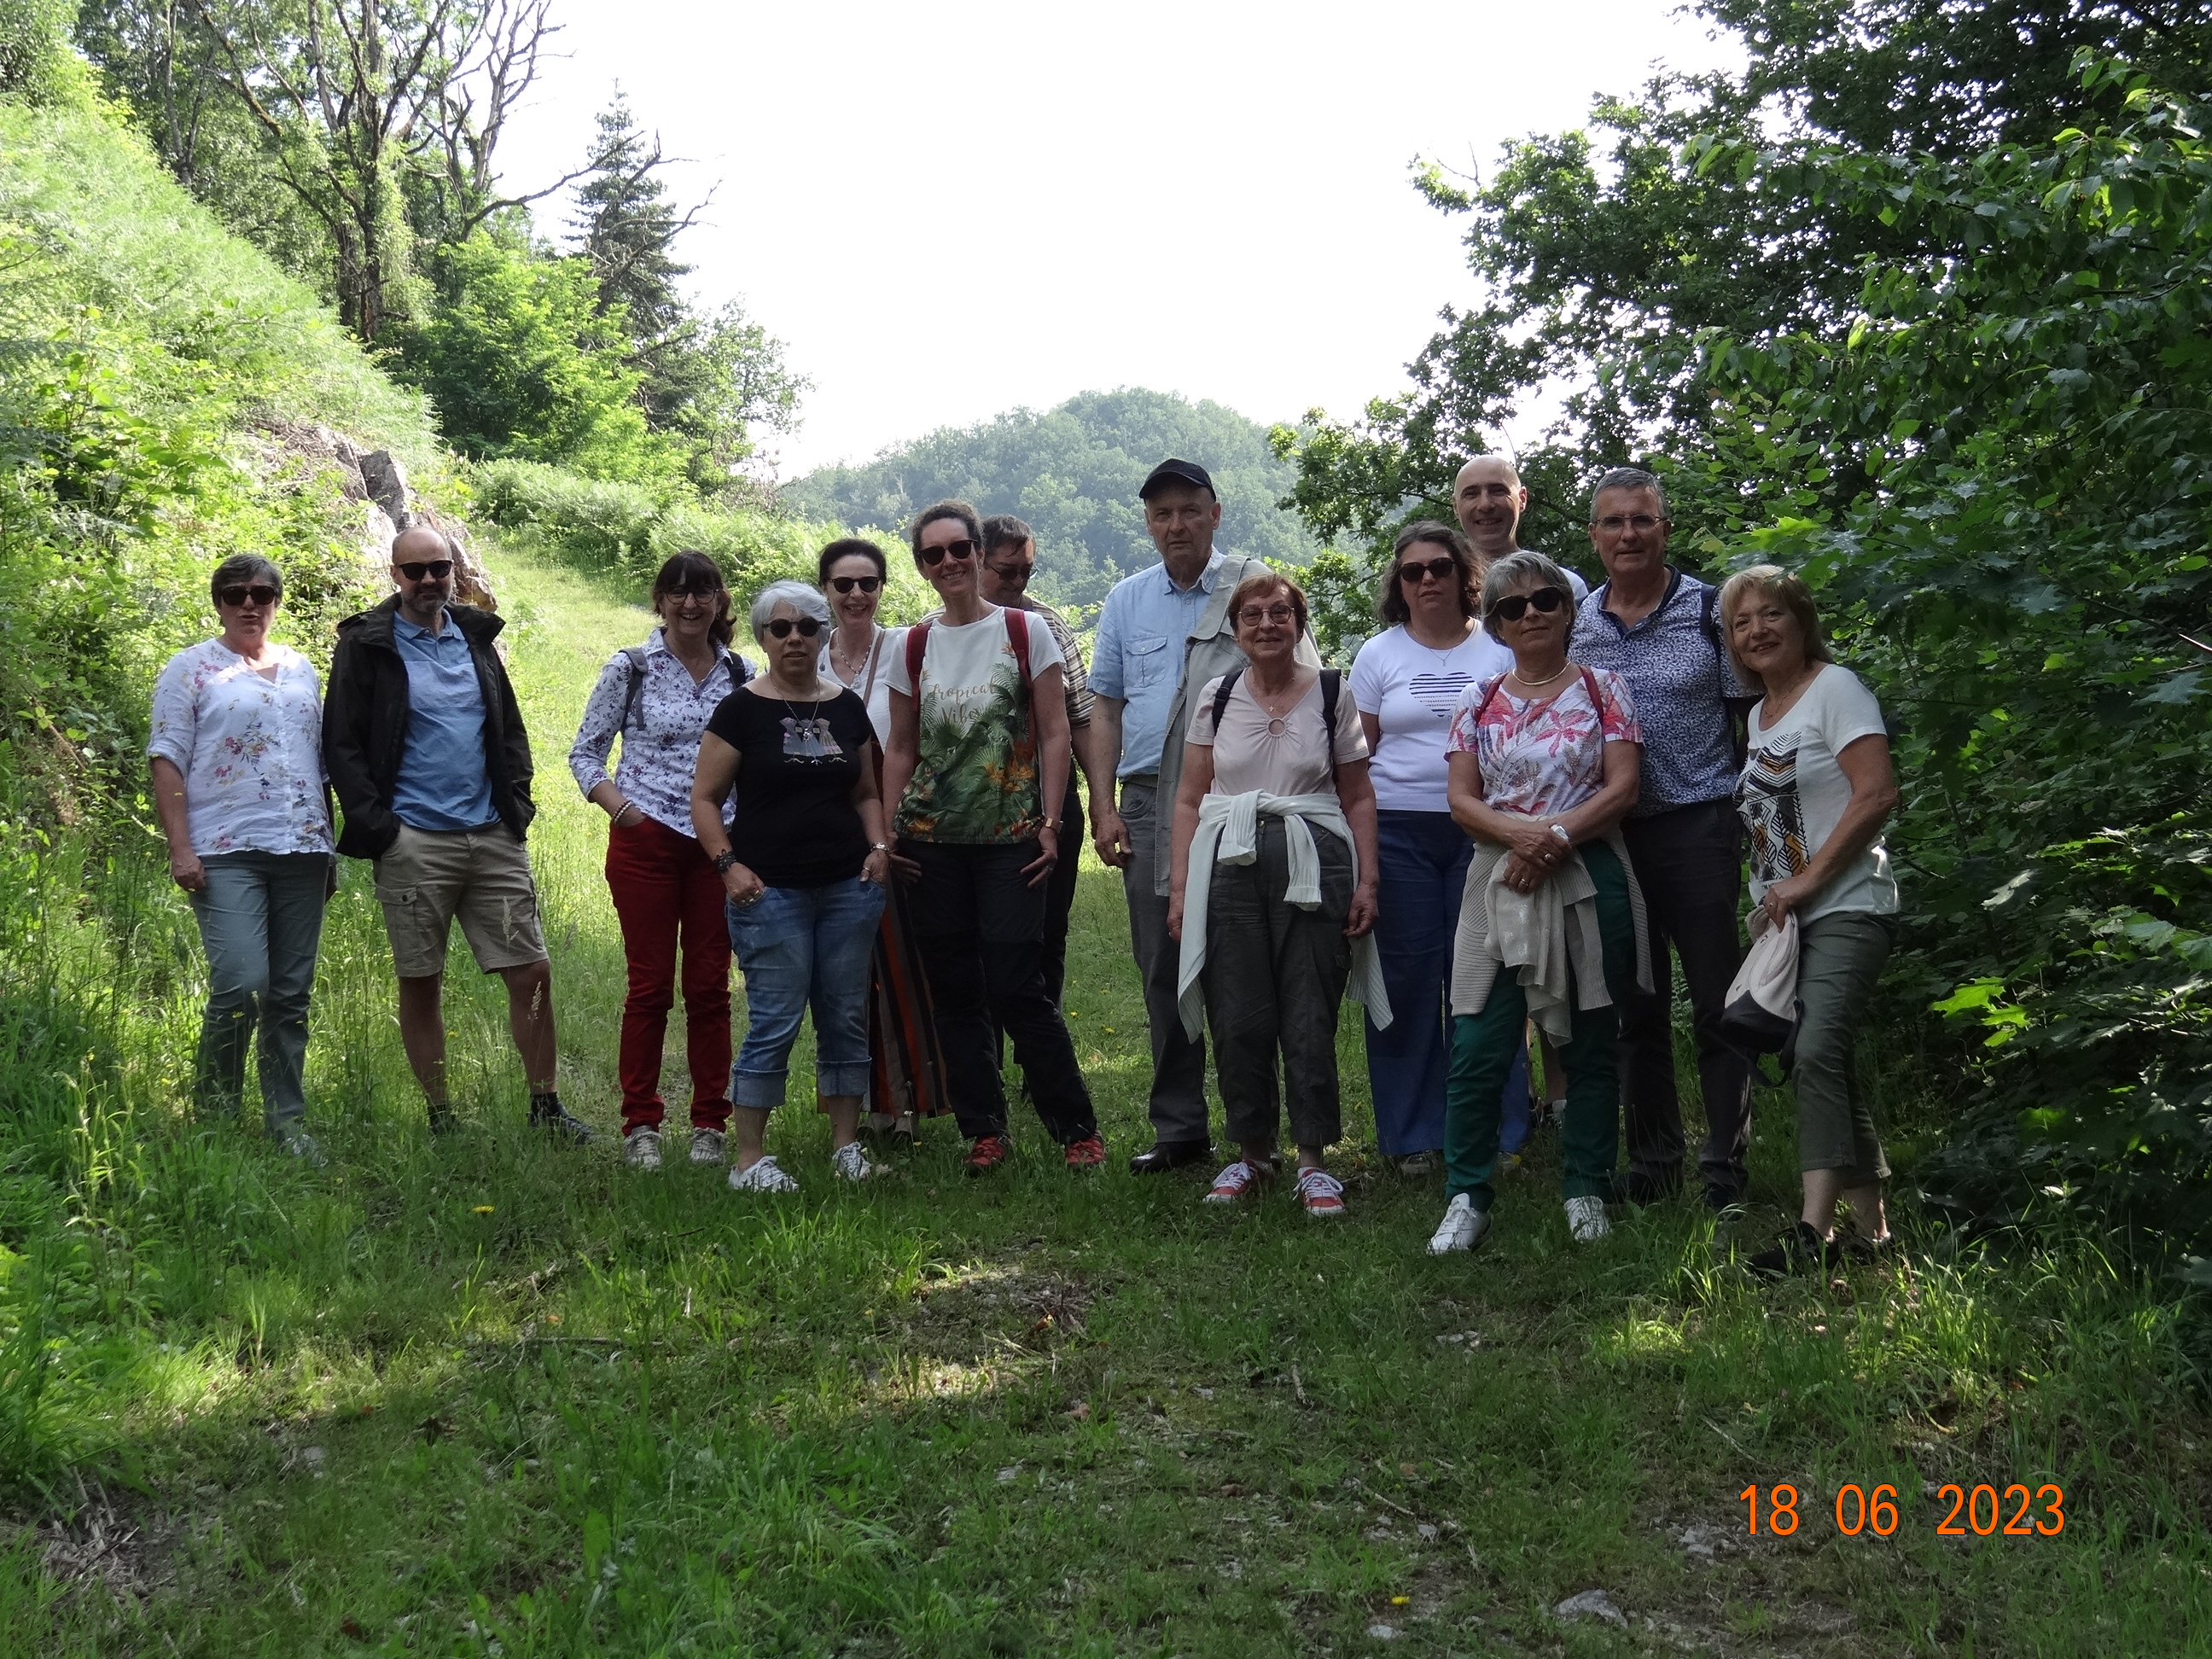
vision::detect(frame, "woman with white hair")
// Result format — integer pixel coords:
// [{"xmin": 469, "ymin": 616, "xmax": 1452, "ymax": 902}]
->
[{"xmin": 690, "ymin": 579, "xmax": 893, "ymax": 1192}]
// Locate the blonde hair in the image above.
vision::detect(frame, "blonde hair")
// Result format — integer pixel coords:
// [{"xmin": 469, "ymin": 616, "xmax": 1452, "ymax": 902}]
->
[
  {"xmin": 1717, "ymin": 564, "xmax": 1833, "ymax": 687},
  {"xmin": 1227, "ymin": 568, "xmax": 1307, "ymax": 634}
]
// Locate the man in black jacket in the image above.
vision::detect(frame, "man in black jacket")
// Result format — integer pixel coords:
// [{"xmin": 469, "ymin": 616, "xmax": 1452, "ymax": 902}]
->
[{"xmin": 325, "ymin": 527, "xmax": 591, "ymax": 1138}]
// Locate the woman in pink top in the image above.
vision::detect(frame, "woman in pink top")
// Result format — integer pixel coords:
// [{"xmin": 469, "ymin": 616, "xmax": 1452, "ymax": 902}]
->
[{"xmin": 1167, "ymin": 571, "xmax": 1380, "ymax": 1219}]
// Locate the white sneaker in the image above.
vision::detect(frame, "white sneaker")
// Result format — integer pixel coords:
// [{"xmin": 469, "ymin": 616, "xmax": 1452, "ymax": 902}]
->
[
  {"xmin": 623, "ymin": 1128, "xmax": 662, "ymax": 1171},
  {"xmin": 689, "ymin": 1128, "xmax": 726, "ymax": 1167},
  {"xmin": 830, "ymin": 1141, "xmax": 886, "ymax": 1183},
  {"xmin": 1565, "ymin": 1194, "xmax": 1610, "ymax": 1242},
  {"xmin": 1428, "ymin": 1193, "xmax": 1491, "ymax": 1254},
  {"xmin": 728, "ymin": 1154, "xmax": 798, "ymax": 1193}
]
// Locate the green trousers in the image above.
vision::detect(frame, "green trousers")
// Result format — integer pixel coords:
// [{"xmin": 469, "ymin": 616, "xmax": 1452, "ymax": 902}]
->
[{"xmin": 1446, "ymin": 841, "xmax": 1634, "ymax": 1209}]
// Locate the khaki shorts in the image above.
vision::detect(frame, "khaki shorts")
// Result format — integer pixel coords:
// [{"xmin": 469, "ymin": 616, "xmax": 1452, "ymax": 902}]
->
[{"xmin": 373, "ymin": 823, "xmax": 547, "ymax": 979}]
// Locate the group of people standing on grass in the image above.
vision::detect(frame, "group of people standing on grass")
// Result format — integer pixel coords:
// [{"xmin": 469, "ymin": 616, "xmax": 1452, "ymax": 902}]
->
[{"xmin": 148, "ymin": 454, "xmax": 1902, "ymax": 1274}]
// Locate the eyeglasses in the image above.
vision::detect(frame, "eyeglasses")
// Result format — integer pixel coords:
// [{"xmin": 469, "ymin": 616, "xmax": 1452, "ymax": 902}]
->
[
  {"xmin": 1487, "ymin": 586, "xmax": 1567, "ymax": 623},
  {"xmin": 918, "ymin": 538, "xmax": 979, "ymax": 567},
  {"xmin": 1237, "ymin": 604, "xmax": 1298, "ymax": 626},
  {"xmin": 397, "ymin": 559, "xmax": 454, "ymax": 582},
  {"xmin": 1591, "ymin": 514, "xmax": 1668, "ymax": 536},
  {"xmin": 216, "ymin": 584, "xmax": 280, "ymax": 608},
  {"xmin": 985, "ymin": 560, "xmax": 1034, "ymax": 584},
  {"xmin": 1397, "ymin": 556, "xmax": 1458, "ymax": 585},
  {"xmin": 665, "ymin": 583, "xmax": 722, "ymax": 601},
  {"xmin": 763, "ymin": 616, "xmax": 824, "ymax": 639},
  {"xmin": 829, "ymin": 574, "xmax": 882, "ymax": 594}
]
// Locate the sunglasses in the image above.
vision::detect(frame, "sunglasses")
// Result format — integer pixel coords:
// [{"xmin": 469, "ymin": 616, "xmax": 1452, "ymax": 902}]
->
[
  {"xmin": 1487, "ymin": 586, "xmax": 1567, "ymax": 623},
  {"xmin": 1397, "ymin": 555, "xmax": 1458, "ymax": 585},
  {"xmin": 217, "ymin": 584, "xmax": 280, "ymax": 608},
  {"xmin": 986, "ymin": 559, "xmax": 1034, "ymax": 583},
  {"xmin": 829, "ymin": 574, "xmax": 882, "ymax": 594},
  {"xmin": 918, "ymin": 538, "xmax": 979, "ymax": 567},
  {"xmin": 397, "ymin": 560, "xmax": 453, "ymax": 582},
  {"xmin": 763, "ymin": 616, "xmax": 824, "ymax": 639}
]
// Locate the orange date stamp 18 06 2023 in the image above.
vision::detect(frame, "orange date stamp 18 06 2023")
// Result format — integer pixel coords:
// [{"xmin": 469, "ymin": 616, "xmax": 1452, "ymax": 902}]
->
[{"xmin": 1738, "ymin": 1482, "xmax": 2066, "ymax": 1538}]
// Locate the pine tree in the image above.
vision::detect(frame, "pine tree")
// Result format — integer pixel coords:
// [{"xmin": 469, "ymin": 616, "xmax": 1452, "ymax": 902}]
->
[{"xmin": 568, "ymin": 91, "xmax": 695, "ymax": 346}]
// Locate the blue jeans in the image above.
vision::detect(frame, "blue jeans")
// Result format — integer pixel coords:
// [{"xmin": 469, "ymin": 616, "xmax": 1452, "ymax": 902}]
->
[
  {"xmin": 1365, "ymin": 811, "xmax": 1529, "ymax": 1159},
  {"xmin": 726, "ymin": 876, "xmax": 887, "ymax": 1109},
  {"xmin": 189, "ymin": 852, "xmax": 330, "ymax": 1133}
]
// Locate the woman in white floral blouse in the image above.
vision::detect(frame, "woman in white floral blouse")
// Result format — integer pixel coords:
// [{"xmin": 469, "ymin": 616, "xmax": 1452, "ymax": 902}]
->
[
  {"xmin": 568, "ymin": 551, "xmax": 753, "ymax": 1171},
  {"xmin": 148, "ymin": 554, "xmax": 335, "ymax": 1161}
]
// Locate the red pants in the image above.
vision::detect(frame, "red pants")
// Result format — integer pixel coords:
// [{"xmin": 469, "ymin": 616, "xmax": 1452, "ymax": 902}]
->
[{"xmin": 604, "ymin": 815, "xmax": 732, "ymax": 1134}]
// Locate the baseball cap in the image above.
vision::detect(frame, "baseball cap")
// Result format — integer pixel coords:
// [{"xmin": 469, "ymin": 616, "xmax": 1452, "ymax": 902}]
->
[{"xmin": 1138, "ymin": 457, "xmax": 1216, "ymax": 501}]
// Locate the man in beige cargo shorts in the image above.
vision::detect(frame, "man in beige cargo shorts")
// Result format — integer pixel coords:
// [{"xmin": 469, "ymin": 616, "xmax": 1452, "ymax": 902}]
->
[{"xmin": 323, "ymin": 527, "xmax": 592, "ymax": 1139}]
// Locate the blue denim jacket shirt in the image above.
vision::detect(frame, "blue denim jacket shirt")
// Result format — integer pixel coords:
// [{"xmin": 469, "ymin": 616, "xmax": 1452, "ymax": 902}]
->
[{"xmin": 1089, "ymin": 550, "xmax": 1227, "ymax": 779}]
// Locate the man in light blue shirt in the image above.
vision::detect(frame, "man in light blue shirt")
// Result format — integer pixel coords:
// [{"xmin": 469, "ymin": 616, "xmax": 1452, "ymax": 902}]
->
[
  {"xmin": 1090, "ymin": 459, "xmax": 1273, "ymax": 1172},
  {"xmin": 390, "ymin": 611, "xmax": 498, "ymax": 830}
]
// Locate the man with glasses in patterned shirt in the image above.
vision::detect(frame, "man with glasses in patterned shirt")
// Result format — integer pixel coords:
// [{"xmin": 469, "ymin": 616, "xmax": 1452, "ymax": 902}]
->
[{"xmin": 1569, "ymin": 467, "xmax": 1754, "ymax": 1212}]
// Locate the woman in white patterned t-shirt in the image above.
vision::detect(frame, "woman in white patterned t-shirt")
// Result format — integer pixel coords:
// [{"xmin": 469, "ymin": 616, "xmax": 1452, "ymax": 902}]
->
[
  {"xmin": 1720, "ymin": 566, "xmax": 1901, "ymax": 1278},
  {"xmin": 148, "ymin": 554, "xmax": 335, "ymax": 1161}
]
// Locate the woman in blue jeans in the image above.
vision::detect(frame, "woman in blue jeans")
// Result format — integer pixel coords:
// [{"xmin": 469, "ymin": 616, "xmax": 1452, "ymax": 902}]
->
[
  {"xmin": 1349, "ymin": 522, "xmax": 1534, "ymax": 1173},
  {"xmin": 148, "ymin": 554, "xmax": 335, "ymax": 1163},
  {"xmin": 691, "ymin": 579, "xmax": 893, "ymax": 1192}
]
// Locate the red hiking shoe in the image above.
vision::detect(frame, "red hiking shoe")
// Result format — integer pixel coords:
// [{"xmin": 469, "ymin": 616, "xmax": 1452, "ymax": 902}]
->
[
  {"xmin": 1064, "ymin": 1133, "xmax": 1107, "ymax": 1172},
  {"xmin": 963, "ymin": 1133, "xmax": 1014, "ymax": 1175}
]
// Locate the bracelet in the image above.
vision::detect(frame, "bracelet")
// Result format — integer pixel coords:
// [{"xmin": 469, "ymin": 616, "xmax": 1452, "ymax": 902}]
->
[
  {"xmin": 1549, "ymin": 823, "xmax": 1572, "ymax": 845},
  {"xmin": 713, "ymin": 849, "xmax": 741, "ymax": 875},
  {"xmin": 870, "ymin": 841, "xmax": 889, "ymax": 853},
  {"xmin": 612, "ymin": 800, "xmax": 641, "ymax": 826}
]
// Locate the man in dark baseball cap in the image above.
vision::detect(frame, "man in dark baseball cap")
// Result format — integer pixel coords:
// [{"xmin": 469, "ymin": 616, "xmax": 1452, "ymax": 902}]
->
[
  {"xmin": 1089, "ymin": 453, "xmax": 1319, "ymax": 1174},
  {"xmin": 1138, "ymin": 458, "xmax": 1215, "ymax": 500}
]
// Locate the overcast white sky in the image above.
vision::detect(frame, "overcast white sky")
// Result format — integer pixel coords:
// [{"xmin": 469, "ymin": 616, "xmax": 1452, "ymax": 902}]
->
[{"xmin": 494, "ymin": 1, "xmax": 1744, "ymax": 476}]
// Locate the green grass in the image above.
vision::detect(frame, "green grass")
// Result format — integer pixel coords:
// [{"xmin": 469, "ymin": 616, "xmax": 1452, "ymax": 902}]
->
[{"xmin": 3, "ymin": 538, "xmax": 2209, "ymax": 1657}]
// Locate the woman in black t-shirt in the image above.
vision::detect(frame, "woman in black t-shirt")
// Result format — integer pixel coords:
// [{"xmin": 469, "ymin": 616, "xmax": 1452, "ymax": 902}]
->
[{"xmin": 692, "ymin": 579, "xmax": 893, "ymax": 1193}]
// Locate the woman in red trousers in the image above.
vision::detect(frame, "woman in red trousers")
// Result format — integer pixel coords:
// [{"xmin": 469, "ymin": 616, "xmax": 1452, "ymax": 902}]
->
[{"xmin": 569, "ymin": 551, "xmax": 753, "ymax": 1169}]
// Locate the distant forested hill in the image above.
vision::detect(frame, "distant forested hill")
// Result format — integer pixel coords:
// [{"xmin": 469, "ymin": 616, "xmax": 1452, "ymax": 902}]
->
[{"xmin": 784, "ymin": 388, "xmax": 1325, "ymax": 614}]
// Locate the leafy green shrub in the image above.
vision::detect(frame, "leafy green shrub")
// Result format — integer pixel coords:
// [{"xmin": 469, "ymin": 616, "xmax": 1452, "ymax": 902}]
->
[{"xmin": 471, "ymin": 457, "xmax": 941, "ymax": 622}]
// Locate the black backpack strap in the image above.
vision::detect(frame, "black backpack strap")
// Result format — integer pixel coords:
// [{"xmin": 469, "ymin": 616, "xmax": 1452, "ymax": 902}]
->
[
  {"xmin": 1700, "ymin": 583, "xmax": 1755, "ymax": 767},
  {"xmin": 1210, "ymin": 667, "xmax": 1243, "ymax": 735},
  {"xmin": 619, "ymin": 646, "xmax": 649, "ymax": 736},
  {"xmin": 1319, "ymin": 667, "xmax": 1341, "ymax": 748}
]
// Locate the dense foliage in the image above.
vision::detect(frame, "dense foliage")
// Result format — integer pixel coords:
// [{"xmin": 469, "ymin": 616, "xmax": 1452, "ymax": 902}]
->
[
  {"xmin": 1277, "ymin": 0, "xmax": 2212, "ymax": 1245},
  {"xmin": 0, "ymin": 88, "xmax": 434, "ymax": 829},
  {"xmin": 788, "ymin": 387, "xmax": 1324, "ymax": 615}
]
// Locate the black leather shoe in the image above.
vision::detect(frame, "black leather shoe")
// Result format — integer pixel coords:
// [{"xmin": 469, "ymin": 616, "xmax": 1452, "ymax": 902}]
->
[
  {"xmin": 1128, "ymin": 1139, "xmax": 1210, "ymax": 1173},
  {"xmin": 1616, "ymin": 1168, "xmax": 1682, "ymax": 1204},
  {"xmin": 528, "ymin": 1095, "xmax": 596, "ymax": 1144}
]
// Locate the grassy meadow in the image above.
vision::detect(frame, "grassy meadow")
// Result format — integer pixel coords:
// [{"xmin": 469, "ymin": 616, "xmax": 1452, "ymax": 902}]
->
[{"xmin": 3, "ymin": 540, "xmax": 2208, "ymax": 1657}]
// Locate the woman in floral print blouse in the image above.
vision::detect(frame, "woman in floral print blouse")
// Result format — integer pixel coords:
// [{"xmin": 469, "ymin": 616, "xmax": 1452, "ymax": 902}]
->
[{"xmin": 148, "ymin": 554, "xmax": 335, "ymax": 1162}]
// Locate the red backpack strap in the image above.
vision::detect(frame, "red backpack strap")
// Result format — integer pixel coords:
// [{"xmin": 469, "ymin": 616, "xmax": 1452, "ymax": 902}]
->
[
  {"xmin": 1004, "ymin": 605, "xmax": 1033, "ymax": 690},
  {"xmin": 1579, "ymin": 667, "xmax": 1605, "ymax": 725},
  {"xmin": 1004, "ymin": 607, "xmax": 1036, "ymax": 763},
  {"xmin": 904, "ymin": 618, "xmax": 931, "ymax": 690},
  {"xmin": 1473, "ymin": 672, "xmax": 1506, "ymax": 725}
]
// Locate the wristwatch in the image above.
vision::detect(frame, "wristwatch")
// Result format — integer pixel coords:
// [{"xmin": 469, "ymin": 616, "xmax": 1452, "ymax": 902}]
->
[
  {"xmin": 1549, "ymin": 824, "xmax": 1572, "ymax": 847},
  {"xmin": 869, "ymin": 841, "xmax": 889, "ymax": 853},
  {"xmin": 713, "ymin": 849, "xmax": 742, "ymax": 874}
]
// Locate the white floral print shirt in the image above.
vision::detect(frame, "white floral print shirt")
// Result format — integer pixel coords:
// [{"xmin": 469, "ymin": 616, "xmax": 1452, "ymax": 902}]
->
[
  {"xmin": 568, "ymin": 628, "xmax": 749, "ymax": 835},
  {"xmin": 146, "ymin": 640, "xmax": 334, "ymax": 857}
]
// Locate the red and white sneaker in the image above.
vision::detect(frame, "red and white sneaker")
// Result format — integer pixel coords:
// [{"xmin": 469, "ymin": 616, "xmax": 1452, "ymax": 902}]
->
[
  {"xmin": 1295, "ymin": 1167, "xmax": 1348, "ymax": 1219},
  {"xmin": 963, "ymin": 1133, "xmax": 1014, "ymax": 1175},
  {"xmin": 1202, "ymin": 1159, "xmax": 1276, "ymax": 1204},
  {"xmin": 1064, "ymin": 1133, "xmax": 1107, "ymax": 1172}
]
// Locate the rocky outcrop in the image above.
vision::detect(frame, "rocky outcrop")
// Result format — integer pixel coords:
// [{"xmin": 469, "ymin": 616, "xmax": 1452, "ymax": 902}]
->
[{"xmin": 247, "ymin": 418, "xmax": 498, "ymax": 611}]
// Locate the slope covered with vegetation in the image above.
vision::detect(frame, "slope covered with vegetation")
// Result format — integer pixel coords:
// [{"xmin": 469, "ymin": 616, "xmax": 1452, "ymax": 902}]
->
[{"xmin": 788, "ymin": 387, "xmax": 1325, "ymax": 614}]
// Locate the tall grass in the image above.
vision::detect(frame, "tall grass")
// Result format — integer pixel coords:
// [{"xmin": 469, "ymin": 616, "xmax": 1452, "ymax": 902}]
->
[{"xmin": 0, "ymin": 540, "xmax": 2206, "ymax": 1656}]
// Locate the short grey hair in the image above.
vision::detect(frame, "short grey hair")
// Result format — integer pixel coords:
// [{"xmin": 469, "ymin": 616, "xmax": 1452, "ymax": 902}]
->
[
  {"xmin": 749, "ymin": 578, "xmax": 833, "ymax": 636},
  {"xmin": 210, "ymin": 553, "xmax": 282, "ymax": 604},
  {"xmin": 1481, "ymin": 550, "xmax": 1578, "ymax": 626},
  {"xmin": 1588, "ymin": 466, "xmax": 1669, "ymax": 522}
]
